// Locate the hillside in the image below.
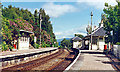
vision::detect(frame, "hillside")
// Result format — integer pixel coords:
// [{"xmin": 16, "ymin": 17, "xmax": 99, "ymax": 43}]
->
[
  {"xmin": 57, "ymin": 38, "xmax": 71, "ymax": 45},
  {"xmin": 1, "ymin": 5, "xmax": 58, "ymax": 51}
]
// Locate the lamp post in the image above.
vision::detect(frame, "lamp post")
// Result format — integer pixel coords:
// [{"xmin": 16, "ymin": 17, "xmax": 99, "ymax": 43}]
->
[
  {"xmin": 91, "ymin": 12, "xmax": 93, "ymax": 50},
  {"xmin": 38, "ymin": 12, "xmax": 42, "ymax": 47}
]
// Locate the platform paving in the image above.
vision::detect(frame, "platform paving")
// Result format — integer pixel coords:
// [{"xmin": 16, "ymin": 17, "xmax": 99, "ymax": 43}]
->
[
  {"xmin": 70, "ymin": 50, "xmax": 115, "ymax": 70},
  {"xmin": 0, "ymin": 47, "xmax": 57, "ymax": 58}
]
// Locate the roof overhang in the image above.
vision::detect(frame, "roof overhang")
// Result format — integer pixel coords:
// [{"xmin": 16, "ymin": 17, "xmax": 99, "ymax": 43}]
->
[
  {"xmin": 20, "ymin": 30, "xmax": 34, "ymax": 34},
  {"xmin": 83, "ymin": 35, "xmax": 106, "ymax": 40},
  {"xmin": 72, "ymin": 37, "xmax": 82, "ymax": 41}
]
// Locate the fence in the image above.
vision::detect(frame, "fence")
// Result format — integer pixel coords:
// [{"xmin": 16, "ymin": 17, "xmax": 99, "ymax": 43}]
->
[{"xmin": 112, "ymin": 45, "xmax": 120, "ymax": 59}]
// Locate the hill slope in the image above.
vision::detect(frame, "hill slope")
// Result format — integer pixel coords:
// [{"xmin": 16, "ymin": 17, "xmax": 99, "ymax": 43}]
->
[{"xmin": 2, "ymin": 5, "xmax": 58, "ymax": 51}]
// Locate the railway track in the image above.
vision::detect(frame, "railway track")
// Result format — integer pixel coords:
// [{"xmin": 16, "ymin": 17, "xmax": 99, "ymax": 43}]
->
[
  {"xmin": 2, "ymin": 48, "xmax": 79, "ymax": 71},
  {"xmin": 32, "ymin": 49, "xmax": 69, "ymax": 70},
  {"xmin": 52, "ymin": 48, "xmax": 78, "ymax": 70},
  {"xmin": 2, "ymin": 49, "xmax": 67, "ymax": 71}
]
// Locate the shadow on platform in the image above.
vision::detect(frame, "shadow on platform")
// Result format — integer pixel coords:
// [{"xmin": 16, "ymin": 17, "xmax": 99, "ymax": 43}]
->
[
  {"xmin": 95, "ymin": 55, "xmax": 106, "ymax": 58},
  {"xmin": 81, "ymin": 51, "xmax": 103, "ymax": 54}
]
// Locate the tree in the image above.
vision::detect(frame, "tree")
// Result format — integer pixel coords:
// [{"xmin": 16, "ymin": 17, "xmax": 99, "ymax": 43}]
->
[
  {"xmin": 60, "ymin": 38, "xmax": 66, "ymax": 48},
  {"xmin": 60, "ymin": 38, "xmax": 72, "ymax": 48},
  {"xmin": 34, "ymin": 9, "xmax": 38, "ymax": 23},
  {"xmin": 86, "ymin": 25, "xmax": 92, "ymax": 35},
  {"xmin": 0, "ymin": 2, "xmax": 2, "ymax": 45},
  {"xmin": 8, "ymin": 5, "xmax": 12, "ymax": 9},
  {"xmin": 2, "ymin": 5, "xmax": 58, "ymax": 51},
  {"xmin": 103, "ymin": 1, "xmax": 120, "ymax": 44},
  {"xmin": 75, "ymin": 34, "xmax": 84, "ymax": 39}
]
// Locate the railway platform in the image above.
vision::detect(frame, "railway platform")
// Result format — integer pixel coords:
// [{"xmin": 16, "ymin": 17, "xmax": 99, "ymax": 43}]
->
[
  {"xmin": 0, "ymin": 47, "xmax": 58, "ymax": 68},
  {"xmin": 69, "ymin": 50, "xmax": 115, "ymax": 70},
  {"xmin": 0, "ymin": 47, "xmax": 57, "ymax": 58}
]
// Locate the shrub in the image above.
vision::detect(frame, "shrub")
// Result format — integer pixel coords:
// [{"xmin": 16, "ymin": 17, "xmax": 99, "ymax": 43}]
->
[
  {"xmin": 0, "ymin": 44, "xmax": 2, "ymax": 51},
  {"xmin": 9, "ymin": 45, "xmax": 13, "ymax": 51},
  {"xmin": 54, "ymin": 43, "xmax": 58, "ymax": 47},
  {"xmin": 34, "ymin": 43, "xmax": 40, "ymax": 49},
  {"xmin": 46, "ymin": 44, "xmax": 50, "ymax": 47},
  {"xmin": 36, "ymin": 43, "xmax": 40, "ymax": 49},
  {"xmin": 41, "ymin": 42, "xmax": 46, "ymax": 48},
  {"xmin": 116, "ymin": 42, "xmax": 120, "ymax": 45},
  {"xmin": 2, "ymin": 41, "xmax": 9, "ymax": 51},
  {"xmin": 58, "ymin": 45, "xmax": 63, "ymax": 48}
]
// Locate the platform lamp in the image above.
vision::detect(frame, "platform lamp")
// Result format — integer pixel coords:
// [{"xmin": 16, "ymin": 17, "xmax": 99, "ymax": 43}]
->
[{"xmin": 90, "ymin": 11, "xmax": 93, "ymax": 50}]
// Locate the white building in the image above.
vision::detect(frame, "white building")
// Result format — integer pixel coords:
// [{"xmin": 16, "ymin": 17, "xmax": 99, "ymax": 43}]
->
[
  {"xmin": 18, "ymin": 30, "xmax": 34, "ymax": 50},
  {"xmin": 72, "ymin": 36, "xmax": 82, "ymax": 49},
  {"xmin": 83, "ymin": 21, "xmax": 107, "ymax": 50}
]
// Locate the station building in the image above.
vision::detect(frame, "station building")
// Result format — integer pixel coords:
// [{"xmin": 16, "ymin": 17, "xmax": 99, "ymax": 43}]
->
[
  {"xmin": 82, "ymin": 20, "xmax": 107, "ymax": 50},
  {"xmin": 72, "ymin": 36, "xmax": 82, "ymax": 49},
  {"xmin": 13, "ymin": 30, "xmax": 34, "ymax": 50}
]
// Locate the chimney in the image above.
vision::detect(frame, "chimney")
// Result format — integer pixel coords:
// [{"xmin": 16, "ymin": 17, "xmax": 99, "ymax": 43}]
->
[
  {"xmin": 100, "ymin": 20, "xmax": 104, "ymax": 27},
  {"xmin": 101, "ymin": 20, "xmax": 103, "ymax": 23},
  {"xmin": 94, "ymin": 26, "xmax": 96, "ymax": 31}
]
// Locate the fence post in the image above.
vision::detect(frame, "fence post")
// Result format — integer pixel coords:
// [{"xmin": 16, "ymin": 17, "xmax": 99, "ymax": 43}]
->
[{"xmin": 118, "ymin": 45, "xmax": 120, "ymax": 60}]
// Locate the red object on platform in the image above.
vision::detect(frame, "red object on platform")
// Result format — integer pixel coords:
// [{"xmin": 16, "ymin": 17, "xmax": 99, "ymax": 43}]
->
[
  {"xmin": 14, "ymin": 44, "xmax": 16, "ymax": 49},
  {"xmin": 104, "ymin": 44, "xmax": 107, "ymax": 50}
]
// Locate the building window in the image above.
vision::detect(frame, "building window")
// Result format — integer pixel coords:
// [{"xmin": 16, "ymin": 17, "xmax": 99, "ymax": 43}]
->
[
  {"xmin": 99, "ymin": 38, "xmax": 103, "ymax": 40},
  {"xmin": 92, "ymin": 38, "xmax": 97, "ymax": 45}
]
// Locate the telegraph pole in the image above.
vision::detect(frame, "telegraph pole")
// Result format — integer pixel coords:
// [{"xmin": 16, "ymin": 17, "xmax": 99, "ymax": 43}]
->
[
  {"xmin": 91, "ymin": 12, "xmax": 93, "ymax": 50},
  {"xmin": 39, "ymin": 12, "xmax": 42, "ymax": 47}
]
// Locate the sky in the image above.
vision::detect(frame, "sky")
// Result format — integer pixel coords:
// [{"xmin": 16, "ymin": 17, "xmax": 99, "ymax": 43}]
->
[{"xmin": 2, "ymin": 0, "xmax": 118, "ymax": 39}]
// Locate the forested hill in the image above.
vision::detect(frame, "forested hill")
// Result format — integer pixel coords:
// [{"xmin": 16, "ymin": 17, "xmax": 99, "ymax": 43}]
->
[{"xmin": 2, "ymin": 5, "xmax": 58, "ymax": 51}]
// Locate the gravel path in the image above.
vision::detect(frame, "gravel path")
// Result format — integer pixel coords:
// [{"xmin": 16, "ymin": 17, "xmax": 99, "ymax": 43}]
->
[{"xmin": 79, "ymin": 50, "xmax": 114, "ymax": 70}]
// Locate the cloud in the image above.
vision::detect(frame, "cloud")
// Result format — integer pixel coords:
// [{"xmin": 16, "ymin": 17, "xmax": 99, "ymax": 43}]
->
[
  {"xmin": 77, "ymin": 0, "xmax": 118, "ymax": 9},
  {"xmin": 42, "ymin": 2, "xmax": 77, "ymax": 18},
  {"xmin": 55, "ymin": 25, "xmax": 87, "ymax": 39},
  {"xmin": 2, "ymin": 0, "xmax": 78, "ymax": 2},
  {"xmin": 18, "ymin": 7, "xmax": 35, "ymax": 14},
  {"xmin": 55, "ymin": 32, "xmax": 61, "ymax": 35}
]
